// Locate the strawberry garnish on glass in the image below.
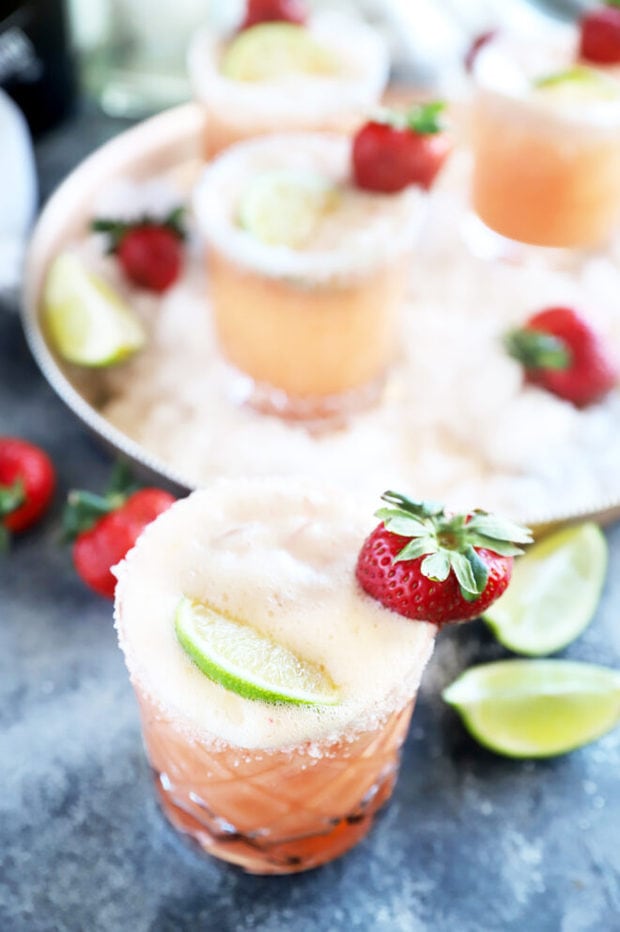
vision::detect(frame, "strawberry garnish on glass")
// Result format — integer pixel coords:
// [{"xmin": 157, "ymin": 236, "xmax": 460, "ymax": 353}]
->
[
  {"xmin": 579, "ymin": 1, "xmax": 620, "ymax": 65},
  {"xmin": 63, "ymin": 463, "xmax": 176, "ymax": 599},
  {"xmin": 241, "ymin": 0, "xmax": 308, "ymax": 29},
  {"xmin": 505, "ymin": 306, "xmax": 618, "ymax": 408},
  {"xmin": 92, "ymin": 207, "xmax": 186, "ymax": 294},
  {"xmin": 356, "ymin": 492, "xmax": 532, "ymax": 627},
  {"xmin": 0, "ymin": 438, "xmax": 55, "ymax": 548},
  {"xmin": 352, "ymin": 101, "xmax": 452, "ymax": 194}
]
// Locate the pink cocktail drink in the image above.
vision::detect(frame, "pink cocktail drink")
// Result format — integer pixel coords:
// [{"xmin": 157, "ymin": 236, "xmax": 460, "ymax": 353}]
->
[
  {"xmin": 194, "ymin": 134, "xmax": 424, "ymax": 419},
  {"xmin": 188, "ymin": 12, "xmax": 388, "ymax": 159},
  {"xmin": 471, "ymin": 34, "xmax": 620, "ymax": 248},
  {"xmin": 114, "ymin": 479, "xmax": 435, "ymax": 874}
]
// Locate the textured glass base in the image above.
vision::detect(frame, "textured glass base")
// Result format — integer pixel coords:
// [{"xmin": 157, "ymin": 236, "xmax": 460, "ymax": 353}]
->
[
  {"xmin": 461, "ymin": 212, "xmax": 592, "ymax": 272},
  {"xmin": 154, "ymin": 765, "xmax": 397, "ymax": 874},
  {"xmin": 141, "ymin": 699, "xmax": 414, "ymax": 874},
  {"xmin": 227, "ymin": 366, "xmax": 387, "ymax": 428}
]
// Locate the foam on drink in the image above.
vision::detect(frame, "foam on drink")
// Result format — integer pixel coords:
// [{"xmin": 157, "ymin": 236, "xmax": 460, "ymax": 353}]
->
[
  {"xmin": 114, "ymin": 477, "xmax": 435, "ymax": 751},
  {"xmin": 193, "ymin": 134, "xmax": 424, "ymax": 285}
]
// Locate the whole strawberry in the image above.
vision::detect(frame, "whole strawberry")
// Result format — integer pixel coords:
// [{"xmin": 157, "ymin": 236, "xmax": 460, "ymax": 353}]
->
[
  {"xmin": 505, "ymin": 306, "xmax": 618, "ymax": 408},
  {"xmin": 241, "ymin": 0, "xmax": 307, "ymax": 29},
  {"xmin": 0, "ymin": 438, "xmax": 55, "ymax": 548},
  {"xmin": 92, "ymin": 207, "xmax": 185, "ymax": 294},
  {"xmin": 64, "ymin": 464, "xmax": 176, "ymax": 599},
  {"xmin": 579, "ymin": 2, "xmax": 620, "ymax": 65},
  {"xmin": 356, "ymin": 492, "xmax": 532, "ymax": 626},
  {"xmin": 352, "ymin": 101, "xmax": 452, "ymax": 194}
]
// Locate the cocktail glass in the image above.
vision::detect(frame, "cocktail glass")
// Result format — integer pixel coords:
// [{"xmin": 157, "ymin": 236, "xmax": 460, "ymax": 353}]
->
[
  {"xmin": 187, "ymin": 11, "xmax": 389, "ymax": 159},
  {"xmin": 194, "ymin": 134, "xmax": 424, "ymax": 421},
  {"xmin": 114, "ymin": 480, "xmax": 435, "ymax": 874},
  {"xmin": 138, "ymin": 691, "xmax": 416, "ymax": 874},
  {"xmin": 469, "ymin": 33, "xmax": 620, "ymax": 253}
]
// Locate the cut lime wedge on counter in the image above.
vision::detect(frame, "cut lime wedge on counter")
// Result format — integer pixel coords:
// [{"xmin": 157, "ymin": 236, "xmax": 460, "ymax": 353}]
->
[
  {"xmin": 442, "ymin": 659, "xmax": 620, "ymax": 758},
  {"xmin": 483, "ymin": 523, "xmax": 607, "ymax": 657},
  {"xmin": 220, "ymin": 23, "xmax": 338, "ymax": 82},
  {"xmin": 175, "ymin": 597, "xmax": 340, "ymax": 705},
  {"xmin": 43, "ymin": 252, "xmax": 145, "ymax": 367},
  {"xmin": 533, "ymin": 66, "xmax": 620, "ymax": 101},
  {"xmin": 238, "ymin": 170, "xmax": 341, "ymax": 248}
]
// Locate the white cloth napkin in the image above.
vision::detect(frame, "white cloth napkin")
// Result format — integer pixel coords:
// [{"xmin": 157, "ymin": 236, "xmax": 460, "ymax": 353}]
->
[{"xmin": 0, "ymin": 88, "xmax": 37, "ymax": 296}]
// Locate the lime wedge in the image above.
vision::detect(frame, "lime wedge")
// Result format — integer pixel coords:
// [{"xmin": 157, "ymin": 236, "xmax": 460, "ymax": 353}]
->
[
  {"xmin": 175, "ymin": 597, "xmax": 339, "ymax": 705},
  {"xmin": 483, "ymin": 523, "xmax": 607, "ymax": 657},
  {"xmin": 238, "ymin": 170, "xmax": 341, "ymax": 248},
  {"xmin": 43, "ymin": 252, "xmax": 145, "ymax": 367},
  {"xmin": 443, "ymin": 659, "xmax": 620, "ymax": 758},
  {"xmin": 220, "ymin": 23, "xmax": 338, "ymax": 82},
  {"xmin": 533, "ymin": 66, "xmax": 620, "ymax": 102}
]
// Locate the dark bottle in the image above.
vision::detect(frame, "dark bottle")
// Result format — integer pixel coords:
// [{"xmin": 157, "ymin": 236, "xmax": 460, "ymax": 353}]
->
[{"xmin": 0, "ymin": 0, "xmax": 76, "ymax": 135}]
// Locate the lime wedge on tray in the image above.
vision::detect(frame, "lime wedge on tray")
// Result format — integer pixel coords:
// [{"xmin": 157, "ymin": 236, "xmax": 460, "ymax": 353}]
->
[
  {"xmin": 239, "ymin": 170, "xmax": 341, "ymax": 248},
  {"xmin": 483, "ymin": 523, "xmax": 607, "ymax": 657},
  {"xmin": 175, "ymin": 597, "xmax": 339, "ymax": 705},
  {"xmin": 43, "ymin": 252, "xmax": 145, "ymax": 367},
  {"xmin": 442, "ymin": 659, "xmax": 620, "ymax": 758},
  {"xmin": 221, "ymin": 23, "xmax": 338, "ymax": 82}
]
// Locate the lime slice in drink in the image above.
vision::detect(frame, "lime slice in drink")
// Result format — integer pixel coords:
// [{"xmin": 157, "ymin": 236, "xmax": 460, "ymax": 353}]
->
[
  {"xmin": 43, "ymin": 252, "xmax": 145, "ymax": 367},
  {"xmin": 442, "ymin": 659, "xmax": 620, "ymax": 758},
  {"xmin": 533, "ymin": 66, "xmax": 620, "ymax": 102},
  {"xmin": 483, "ymin": 523, "xmax": 607, "ymax": 657},
  {"xmin": 238, "ymin": 170, "xmax": 341, "ymax": 248},
  {"xmin": 175, "ymin": 597, "xmax": 340, "ymax": 705},
  {"xmin": 220, "ymin": 23, "xmax": 338, "ymax": 82}
]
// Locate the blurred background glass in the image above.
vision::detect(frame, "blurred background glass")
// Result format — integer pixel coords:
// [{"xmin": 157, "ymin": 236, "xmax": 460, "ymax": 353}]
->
[{"xmin": 64, "ymin": 0, "xmax": 589, "ymax": 119}]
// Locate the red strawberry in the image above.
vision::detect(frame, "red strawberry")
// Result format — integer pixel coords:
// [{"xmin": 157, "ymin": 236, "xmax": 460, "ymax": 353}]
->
[
  {"xmin": 579, "ymin": 4, "xmax": 620, "ymax": 65},
  {"xmin": 505, "ymin": 306, "xmax": 618, "ymax": 407},
  {"xmin": 356, "ymin": 492, "xmax": 532, "ymax": 626},
  {"xmin": 241, "ymin": 0, "xmax": 307, "ymax": 29},
  {"xmin": 64, "ymin": 464, "xmax": 175, "ymax": 598},
  {"xmin": 92, "ymin": 207, "xmax": 185, "ymax": 294},
  {"xmin": 0, "ymin": 438, "xmax": 55, "ymax": 547},
  {"xmin": 352, "ymin": 102, "xmax": 452, "ymax": 194}
]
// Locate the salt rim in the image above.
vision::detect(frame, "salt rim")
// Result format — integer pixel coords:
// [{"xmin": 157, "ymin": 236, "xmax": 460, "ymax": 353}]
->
[
  {"xmin": 113, "ymin": 478, "xmax": 436, "ymax": 751},
  {"xmin": 473, "ymin": 30, "xmax": 620, "ymax": 131},
  {"xmin": 193, "ymin": 133, "xmax": 425, "ymax": 283},
  {"xmin": 187, "ymin": 11, "xmax": 389, "ymax": 127}
]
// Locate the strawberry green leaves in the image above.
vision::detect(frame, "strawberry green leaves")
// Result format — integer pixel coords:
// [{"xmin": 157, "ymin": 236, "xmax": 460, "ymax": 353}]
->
[
  {"xmin": 377, "ymin": 102, "xmax": 447, "ymax": 136},
  {"xmin": 92, "ymin": 206, "xmax": 186, "ymax": 252},
  {"xmin": 505, "ymin": 328, "xmax": 571, "ymax": 372},
  {"xmin": 406, "ymin": 101, "xmax": 446, "ymax": 135},
  {"xmin": 375, "ymin": 491, "xmax": 532, "ymax": 602}
]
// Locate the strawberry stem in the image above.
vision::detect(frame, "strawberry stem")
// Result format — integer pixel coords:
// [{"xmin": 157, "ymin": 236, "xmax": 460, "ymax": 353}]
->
[
  {"xmin": 405, "ymin": 101, "xmax": 446, "ymax": 135},
  {"xmin": 505, "ymin": 328, "xmax": 571, "ymax": 372},
  {"xmin": 377, "ymin": 101, "xmax": 446, "ymax": 136},
  {"xmin": 91, "ymin": 206, "xmax": 186, "ymax": 252},
  {"xmin": 107, "ymin": 460, "xmax": 141, "ymax": 498},
  {"xmin": 0, "ymin": 478, "xmax": 25, "ymax": 517},
  {"xmin": 62, "ymin": 461, "xmax": 141, "ymax": 541},
  {"xmin": 377, "ymin": 491, "xmax": 532, "ymax": 601}
]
